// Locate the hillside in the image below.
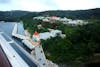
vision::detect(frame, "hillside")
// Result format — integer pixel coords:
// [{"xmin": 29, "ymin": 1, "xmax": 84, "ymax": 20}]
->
[
  {"xmin": 41, "ymin": 8, "xmax": 100, "ymax": 19},
  {"xmin": 0, "ymin": 8, "xmax": 100, "ymax": 22},
  {"xmin": 20, "ymin": 8, "xmax": 100, "ymax": 66},
  {"xmin": 0, "ymin": 10, "xmax": 29, "ymax": 21},
  {"xmin": 0, "ymin": 8, "xmax": 100, "ymax": 66},
  {"xmin": 22, "ymin": 8, "xmax": 100, "ymax": 20}
]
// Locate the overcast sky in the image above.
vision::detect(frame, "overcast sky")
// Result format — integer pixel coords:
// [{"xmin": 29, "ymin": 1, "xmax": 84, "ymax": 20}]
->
[{"xmin": 0, "ymin": 0, "xmax": 100, "ymax": 11}]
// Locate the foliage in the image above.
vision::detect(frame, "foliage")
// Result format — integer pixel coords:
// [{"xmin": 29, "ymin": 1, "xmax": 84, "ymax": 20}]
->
[
  {"xmin": 0, "ymin": 8, "xmax": 100, "ymax": 22},
  {"xmin": 1, "ymin": 8, "xmax": 100, "ymax": 65},
  {"xmin": 21, "ymin": 11, "xmax": 100, "ymax": 65},
  {"xmin": 41, "ymin": 21, "xmax": 100, "ymax": 64}
]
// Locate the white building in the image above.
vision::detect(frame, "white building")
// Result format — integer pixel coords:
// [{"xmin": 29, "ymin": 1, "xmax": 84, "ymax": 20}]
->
[{"xmin": 39, "ymin": 30, "xmax": 63, "ymax": 40}]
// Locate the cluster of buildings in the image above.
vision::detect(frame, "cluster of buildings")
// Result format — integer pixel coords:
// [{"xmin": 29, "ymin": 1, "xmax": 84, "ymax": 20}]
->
[
  {"xmin": 33, "ymin": 16, "xmax": 89, "ymax": 40},
  {"xmin": 32, "ymin": 29, "xmax": 66, "ymax": 40},
  {"xmin": 33, "ymin": 16, "xmax": 88, "ymax": 25}
]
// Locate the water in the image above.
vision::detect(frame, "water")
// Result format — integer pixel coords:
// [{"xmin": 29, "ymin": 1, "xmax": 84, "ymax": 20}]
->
[
  {"xmin": 17, "ymin": 23, "xmax": 25, "ymax": 35},
  {"xmin": 0, "ymin": 22, "xmax": 15, "ymax": 36},
  {"xmin": 0, "ymin": 22, "xmax": 25, "ymax": 36}
]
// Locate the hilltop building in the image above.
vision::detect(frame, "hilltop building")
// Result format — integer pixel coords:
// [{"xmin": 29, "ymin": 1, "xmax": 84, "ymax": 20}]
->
[{"xmin": 33, "ymin": 16, "xmax": 88, "ymax": 25}]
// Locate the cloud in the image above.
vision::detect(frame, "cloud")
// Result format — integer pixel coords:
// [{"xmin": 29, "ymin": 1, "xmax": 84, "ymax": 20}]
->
[
  {"xmin": 54, "ymin": 0, "xmax": 100, "ymax": 10},
  {"xmin": 14, "ymin": 0, "xmax": 58, "ymax": 11},
  {"xmin": 0, "ymin": 0, "xmax": 100, "ymax": 11},
  {"xmin": 35, "ymin": 0, "xmax": 58, "ymax": 8}
]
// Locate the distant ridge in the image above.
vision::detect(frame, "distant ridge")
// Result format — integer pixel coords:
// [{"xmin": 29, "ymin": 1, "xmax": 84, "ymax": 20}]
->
[{"xmin": 0, "ymin": 8, "xmax": 100, "ymax": 21}]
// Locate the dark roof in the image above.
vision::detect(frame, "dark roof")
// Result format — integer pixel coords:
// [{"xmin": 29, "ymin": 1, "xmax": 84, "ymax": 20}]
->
[{"xmin": 0, "ymin": 45, "xmax": 12, "ymax": 67}]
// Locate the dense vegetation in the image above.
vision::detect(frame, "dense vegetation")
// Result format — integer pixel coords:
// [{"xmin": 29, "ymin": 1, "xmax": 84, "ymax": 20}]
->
[
  {"xmin": 39, "ymin": 8, "xmax": 100, "ymax": 20},
  {"xmin": 21, "ymin": 14, "xmax": 100, "ymax": 66},
  {"xmin": 41, "ymin": 20, "xmax": 100, "ymax": 64},
  {"xmin": 0, "ymin": 8, "xmax": 100, "ymax": 22},
  {"xmin": 0, "ymin": 10, "xmax": 29, "ymax": 21},
  {"xmin": 0, "ymin": 8, "xmax": 100, "ymax": 66}
]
